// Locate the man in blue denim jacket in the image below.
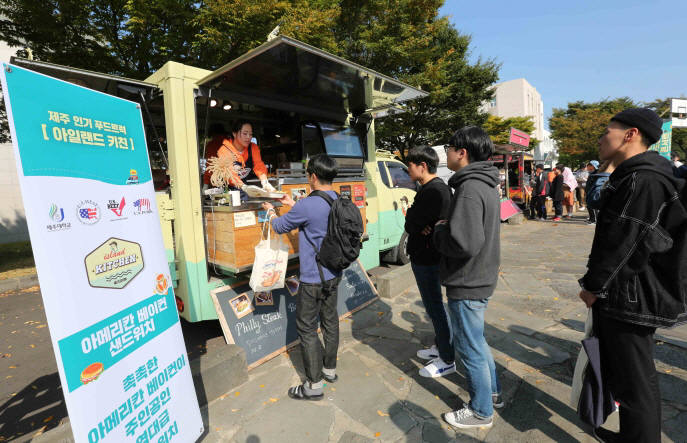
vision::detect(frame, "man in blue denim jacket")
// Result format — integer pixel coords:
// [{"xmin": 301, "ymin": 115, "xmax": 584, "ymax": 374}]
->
[{"xmin": 578, "ymin": 108, "xmax": 687, "ymax": 442}]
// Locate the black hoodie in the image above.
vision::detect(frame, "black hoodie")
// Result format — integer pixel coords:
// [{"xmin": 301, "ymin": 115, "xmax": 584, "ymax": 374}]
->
[
  {"xmin": 581, "ymin": 151, "xmax": 687, "ymax": 328},
  {"xmin": 404, "ymin": 177, "xmax": 452, "ymax": 265},
  {"xmin": 433, "ymin": 162, "xmax": 501, "ymax": 300}
]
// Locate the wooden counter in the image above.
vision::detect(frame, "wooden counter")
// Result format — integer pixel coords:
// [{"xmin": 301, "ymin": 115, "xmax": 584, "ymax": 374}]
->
[{"xmin": 204, "ymin": 180, "xmax": 366, "ymax": 275}]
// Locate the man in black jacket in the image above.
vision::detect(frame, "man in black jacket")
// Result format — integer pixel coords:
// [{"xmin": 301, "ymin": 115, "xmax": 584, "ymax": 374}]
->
[
  {"xmin": 529, "ymin": 164, "xmax": 549, "ymax": 220},
  {"xmin": 550, "ymin": 164, "xmax": 565, "ymax": 221},
  {"xmin": 578, "ymin": 108, "xmax": 687, "ymax": 442},
  {"xmin": 404, "ymin": 147, "xmax": 455, "ymax": 378}
]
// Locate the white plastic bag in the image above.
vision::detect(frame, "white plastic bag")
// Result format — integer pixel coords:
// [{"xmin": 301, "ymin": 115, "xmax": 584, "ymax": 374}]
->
[
  {"xmin": 570, "ymin": 308, "xmax": 593, "ymax": 408},
  {"xmin": 249, "ymin": 215, "xmax": 289, "ymax": 292}
]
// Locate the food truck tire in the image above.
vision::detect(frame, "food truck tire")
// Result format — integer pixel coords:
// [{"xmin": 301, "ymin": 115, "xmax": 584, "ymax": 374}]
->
[{"xmin": 394, "ymin": 232, "xmax": 411, "ymax": 265}]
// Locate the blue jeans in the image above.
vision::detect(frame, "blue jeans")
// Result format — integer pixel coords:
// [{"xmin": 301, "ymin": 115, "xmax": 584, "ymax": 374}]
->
[
  {"xmin": 447, "ymin": 298, "xmax": 500, "ymax": 418},
  {"xmin": 411, "ymin": 263, "xmax": 453, "ymax": 363}
]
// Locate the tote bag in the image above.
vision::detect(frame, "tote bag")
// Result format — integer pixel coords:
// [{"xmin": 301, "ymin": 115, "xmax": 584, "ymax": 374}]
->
[{"xmin": 249, "ymin": 215, "xmax": 289, "ymax": 292}]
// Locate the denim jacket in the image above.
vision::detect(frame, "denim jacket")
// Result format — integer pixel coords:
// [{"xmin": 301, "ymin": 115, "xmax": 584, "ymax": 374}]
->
[{"xmin": 580, "ymin": 151, "xmax": 687, "ymax": 328}]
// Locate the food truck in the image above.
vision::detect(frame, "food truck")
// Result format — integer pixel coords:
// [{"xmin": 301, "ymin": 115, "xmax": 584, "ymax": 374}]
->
[
  {"xmin": 10, "ymin": 36, "xmax": 426, "ymax": 322},
  {"xmin": 490, "ymin": 145, "xmax": 535, "ymax": 206}
]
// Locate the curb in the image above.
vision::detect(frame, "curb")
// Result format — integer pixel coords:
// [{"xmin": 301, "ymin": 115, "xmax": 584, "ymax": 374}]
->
[
  {"xmin": 0, "ymin": 274, "xmax": 39, "ymax": 293},
  {"xmin": 375, "ymin": 263, "xmax": 414, "ymax": 299}
]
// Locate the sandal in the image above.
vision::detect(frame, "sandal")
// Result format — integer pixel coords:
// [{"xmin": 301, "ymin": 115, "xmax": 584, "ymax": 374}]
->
[{"xmin": 288, "ymin": 384, "xmax": 323, "ymax": 401}]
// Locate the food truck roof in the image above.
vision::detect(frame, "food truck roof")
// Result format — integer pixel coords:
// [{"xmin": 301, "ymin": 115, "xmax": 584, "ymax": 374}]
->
[
  {"xmin": 197, "ymin": 36, "xmax": 427, "ymax": 123},
  {"xmin": 9, "ymin": 57, "xmax": 158, "ymax": 100}
]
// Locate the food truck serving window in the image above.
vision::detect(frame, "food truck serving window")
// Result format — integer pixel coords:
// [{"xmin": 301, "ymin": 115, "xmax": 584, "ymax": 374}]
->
[{"xmin": 321, "ymin": 124, "xmax": 363, "ymax": 158}]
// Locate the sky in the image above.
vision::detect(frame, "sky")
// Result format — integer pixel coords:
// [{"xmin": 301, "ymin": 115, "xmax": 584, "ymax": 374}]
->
[{"xmin": 440, "ymin": 0, "xmax": 687, "ymax": 130}]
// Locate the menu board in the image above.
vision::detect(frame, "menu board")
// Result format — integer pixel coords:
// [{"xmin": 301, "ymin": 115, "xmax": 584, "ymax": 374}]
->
[{"xmin": 210, "ymin": 260, "xmax": 378, "ymax": 368}]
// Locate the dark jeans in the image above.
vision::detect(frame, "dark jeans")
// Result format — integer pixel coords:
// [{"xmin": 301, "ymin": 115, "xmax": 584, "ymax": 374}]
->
[
  {"xmin": 597, "ymin": 313, "xmax": 661, "ymax": 442},
  {"xmin": 588, "ymin": 208, "xmax": 598, "ymax": 223},
  {"xmin": 296, "ymin": 277, "xmax": 341, "ymax": 383},
  {"xmin": 532, "ymin": 195, "xmax": 547, "ymax": 219},
  {"xmin": 553, "ymin": 200, "xmax": 563, "ymax": 217},
  {"xmin": 411, "ymin": 262, "xmax": 453, "ymax": 363}
]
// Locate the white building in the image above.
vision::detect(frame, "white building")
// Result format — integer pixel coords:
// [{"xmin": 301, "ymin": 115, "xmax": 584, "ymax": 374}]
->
[
  {"xmin": 0, "ymin": 41, "xmax": 29, "ymax": 244},
  {"xmin": 480, "ymin": 78, "xmax": 545, "ymax": 141},
  {"xmin": 534, "ymin": 129, "xmax": 558, "ymax": 167}
]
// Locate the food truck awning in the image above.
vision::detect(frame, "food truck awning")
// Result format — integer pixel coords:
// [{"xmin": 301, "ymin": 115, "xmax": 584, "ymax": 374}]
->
[
  {"xmin": 9, "ymin": 57, "xmax": 159, "ymax": 100},
  {"xmin": 197, "ymin": 36, "xmax": 428, "ymax": 122}
]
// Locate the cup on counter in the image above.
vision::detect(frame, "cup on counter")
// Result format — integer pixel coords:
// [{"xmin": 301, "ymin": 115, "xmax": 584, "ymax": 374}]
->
[{"xmin": 230, "ymin": 190, "xmax": 241, "ymax": 206}]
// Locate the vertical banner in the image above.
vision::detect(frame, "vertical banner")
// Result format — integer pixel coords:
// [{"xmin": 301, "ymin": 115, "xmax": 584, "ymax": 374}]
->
[
  {"xmin": 1, "ymin": 64, "xmax": 203, "ymax": 442},
  {"xmin": 649, "ymin": 120, "xmax": 672, "ymax": 160}
]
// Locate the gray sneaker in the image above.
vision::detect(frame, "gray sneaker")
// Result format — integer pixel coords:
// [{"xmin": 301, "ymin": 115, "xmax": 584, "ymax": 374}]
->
[
  {"xmin": 442, "ymin": 406, "xmax": 493, "ymax": 429},
  {"xmin": 492, "ymin": 393, "xmax": 504, "ymax": 408}
]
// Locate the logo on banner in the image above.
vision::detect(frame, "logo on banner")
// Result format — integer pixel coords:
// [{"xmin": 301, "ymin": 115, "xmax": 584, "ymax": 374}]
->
[
  {"xmin": 126, "ymin": 169, "xmax": 139, "ymax": 185},
  {"xmin": 154, "ymin": 273, "xmax": 169, "ymax": 295},
  {"xmin": 49, "ymin": 204, "xmax": 64, "ymax": 222},
  {"xmin": 84, "ymin": 237, "xmax": 144, "ymax": 289},
  {"xmin": 47, "ymin": 203, "xmax": 71, "ymax": 232},
  {"xmin": 133, "ymin": 198, "xmax": 152, "ymax": 214},
  {"xmin": 107, "ymin": 197, "xmax": 127, "ymax": 220},
  {"xmin": 76, "ymin": 200, "xmax": 101, "ymax": 225}
]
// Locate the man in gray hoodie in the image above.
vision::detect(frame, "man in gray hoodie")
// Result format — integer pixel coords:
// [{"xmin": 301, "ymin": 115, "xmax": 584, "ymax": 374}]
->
[{"xmin": 434, "ymin": 126, "xmax": 502, "ymax": 429}]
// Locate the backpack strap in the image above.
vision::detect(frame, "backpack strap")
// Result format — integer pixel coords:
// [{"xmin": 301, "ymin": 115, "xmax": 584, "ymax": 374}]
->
[{"xmin": 302, "ymin": 190, "xmax": 338, "ymax": 284}]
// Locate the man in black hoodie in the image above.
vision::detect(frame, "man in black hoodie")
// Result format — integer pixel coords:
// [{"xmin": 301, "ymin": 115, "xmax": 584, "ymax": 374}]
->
[
  {"xmin": 404, "ymin": 147, "xmax": 454, "ymax": 378},
  {"xmin": 579, "ymin": 108, "xmax": 687, "ymax": 442},
  {"xmin": 434, "ymin": 126, "xmax": 502, "ymax": 429}
]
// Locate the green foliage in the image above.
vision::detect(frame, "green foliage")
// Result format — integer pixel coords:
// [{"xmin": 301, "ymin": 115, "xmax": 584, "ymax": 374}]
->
[
  {"xmin": 0, "ymin": 0, "xmax": 498, "ymax": 153},
  {"xmin": 482, "ymin": 115, "xmax": 538, "ymax": 149},
  {"xmin": 549, "ymin": 97, "xmax": 637, "ymax": 167}
]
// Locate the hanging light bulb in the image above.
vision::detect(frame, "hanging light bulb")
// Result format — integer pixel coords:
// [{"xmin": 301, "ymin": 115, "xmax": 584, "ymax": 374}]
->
[
  {"xmin": 223, "ymin": 103, "xmax": 232, "ymax": 111},
  {"xmin": 210, "ymin": 99, "xmax": 218, "ymax": 107}
]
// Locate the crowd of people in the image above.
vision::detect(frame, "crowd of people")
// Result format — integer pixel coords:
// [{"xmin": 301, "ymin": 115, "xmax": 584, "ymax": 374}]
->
[
  {"xmin": 260, "ymin": 108, "xmax": 685, "ymax": 443},
  {"xmin": 528, "ymin": 160, "xmax": 611, "ymax": 224}
]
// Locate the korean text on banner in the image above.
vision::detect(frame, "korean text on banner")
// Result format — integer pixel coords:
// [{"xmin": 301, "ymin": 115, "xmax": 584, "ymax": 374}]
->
[{"xmin": 0, "ymin": 63, "xmax": 203, "ymax": 442}]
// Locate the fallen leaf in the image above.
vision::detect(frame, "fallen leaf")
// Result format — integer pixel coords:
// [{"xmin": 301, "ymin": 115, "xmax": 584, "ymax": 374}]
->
[
  {"xmin": 330, "ymin": 387, "xmax": 336, "ymax": 391},
  {"xmin": 553, "ymin": 297, "xmax": 559, "ymax": 301},
  {"xmin": 31, "ymin": 385, "xmax": 37, "ymax": 390},
  {"xmin": 231, "ymin": 409, "xmax": 240, "ymax": 412},
  {"xmin": 435, "ymin": 395, "xmax": 439, "ymax": 399},
  {"xmin": 269, "ymin": 398, "xmax": 277, "ymax": 403},
  {"xmin": 43, "ymin": 416, "xmax": 53, "ymax": 423},
  {"xmin": 377, "ymin": 410, "xmax": 389, "ymax": 417},
  {"xmin": 8, "ymin": 365, "xmax": 16, "ymax": 369},
  {"xmin": 398, "ymin": 377, "xmax": 403, "ymax": 381},
  {"xmin": 1, "ymin": 353, "xmax": 10, "ymax": 358},
  {"xmin": 377, "ymin": 312, "xmax": 384, "ymax": 316},
  {"xmin": 365, "ymin": 372, "xmax": 370, "ymax": 376},
  {"xmin": 665, "ymin": 369, "xmax": 672, "ymax": 373},
  {"xmin": 6, "ymin": 376, "xmax": 12, "ymax": 379},
  {"xmin": 374, "ymin": 432, "xmax": 381, "ymax": 437},
  {"xmin": 36, "ymin": 325, "xmax": 46, "ymax": 329},
  {"xmin": 259, "ymin": 384, "xmax": 265, "ymax": 388},
  {"xmin": 535, "ymin": 379, "xmax": 545, "ymax": 385},
  {"xmin": 234, "ymin": 391, "xmax": 240, "ymax": 396},
  {"xmin": 500, "ymin": 317, "xmax": 505, "ymax": 321},
  {"xmin": 30, "ymin": 344, "xmax": 35, "ymax": 348},
  {"xmin": 527, "ymin": 311, "xmax": 533, "ymax": 316}
]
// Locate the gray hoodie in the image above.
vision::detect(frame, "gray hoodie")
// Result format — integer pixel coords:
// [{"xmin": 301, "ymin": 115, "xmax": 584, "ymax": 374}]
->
[{"xmin": 432, "ymin": 161, "xmax": 501, "ymax": 300}]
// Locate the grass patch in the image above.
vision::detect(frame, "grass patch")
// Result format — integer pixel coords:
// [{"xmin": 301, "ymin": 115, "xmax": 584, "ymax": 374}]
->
[{"xmin": 0, "ymin": 241, "xmax": 36, "ymax": 278}]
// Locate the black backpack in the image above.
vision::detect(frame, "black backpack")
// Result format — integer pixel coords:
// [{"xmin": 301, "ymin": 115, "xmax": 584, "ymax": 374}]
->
[{"xmin": 304, "ymin": 190, "xmax": 364, "ymax": 282}]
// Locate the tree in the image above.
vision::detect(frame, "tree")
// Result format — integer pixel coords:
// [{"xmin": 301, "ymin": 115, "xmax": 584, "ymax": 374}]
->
[
  {"xmin": 549, "ymin": 97, "xmax": 636, "ymax": 167},
  {"xmin": 332, "ymin": 0, "xmax": 499, "ymax": 159},
  {"xmin": 0, "ymin": 0, "xmax": 499, "ymax": 154},
  {"xmin": 482, "ymin": 115, "xmax": 539, "ymax": 149}
]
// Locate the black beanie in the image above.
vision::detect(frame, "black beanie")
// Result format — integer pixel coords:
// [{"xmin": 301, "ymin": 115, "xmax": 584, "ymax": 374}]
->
[{"xmin": 610, "ymin": 108, "xmax": 663, "ymax": 145}]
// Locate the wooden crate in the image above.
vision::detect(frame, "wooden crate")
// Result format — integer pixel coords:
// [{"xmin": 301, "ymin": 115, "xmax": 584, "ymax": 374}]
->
[{"xmin": 205, "ymin": 207, "xmax": 298, "ymax": 273}]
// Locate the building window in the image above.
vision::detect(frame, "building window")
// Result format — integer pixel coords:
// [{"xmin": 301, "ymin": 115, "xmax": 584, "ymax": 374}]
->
[{"xmin": 490, "ymin": 98, "xmax": 496, "ymax": 108}]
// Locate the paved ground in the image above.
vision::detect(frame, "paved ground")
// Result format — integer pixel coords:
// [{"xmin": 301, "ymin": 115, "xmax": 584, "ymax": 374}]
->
[
  {"xmin": 199, "ymin": 214, "xmax": 687, "ymax": 443},
  {"xmin": 2, "ymin": 212, "xmax": 686, "ymax": 442}
]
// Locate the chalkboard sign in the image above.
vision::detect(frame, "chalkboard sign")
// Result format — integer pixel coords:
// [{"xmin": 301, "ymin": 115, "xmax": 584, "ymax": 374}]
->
[{"xmin": 210, "ymin": 260, "xmax": 378, "ymax": 369}]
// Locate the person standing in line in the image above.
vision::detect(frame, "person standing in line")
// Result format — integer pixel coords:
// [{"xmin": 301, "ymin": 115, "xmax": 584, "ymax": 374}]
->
[
  {"xmin": 550, "ymin": 165, "xmax": 565, "ymax": 221},
  {"xmin": 530, "ymin": 164, "xmax": 549, "ymax": 220},
  {"xmin": 583, "ymin": 161, "xmax": 599, "ymax": 222},
  {"xmin": 562, "ymin": 166, "xmax": 578, "ymax": 218},
  {"xmin": 671, "ymin": 152, "xmax": 683, "ymax": 167},
  {"xmin": 576, "ymin": 165, "xmax": 590, "ymax": 211},
  {"xmin": 578, "ymin": 108, "xmax": 687, "ymax": 442},
  {"xmin": 262, "ymin": 154, "xmax": 341, "ymax": 400},
  {"xmin": 434, "ymin": 126, "xmax": 502, "ymax": 429},
  {"xmin": 404, "ymin": 147, "xmax": 455, "ymax": 378}
]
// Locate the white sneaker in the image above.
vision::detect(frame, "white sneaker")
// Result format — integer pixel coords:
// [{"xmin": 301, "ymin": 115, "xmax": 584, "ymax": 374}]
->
[
  {"xmin": 416, "ymin": 345, "xmax": 439, "ymax": 360},
  {"xmin": 443, "ymin": 406, "xmax": 493, "ymax": 429},
  {"xmin": 419, "ymin": 357, "xmax": 456, "ymax": 378}
]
